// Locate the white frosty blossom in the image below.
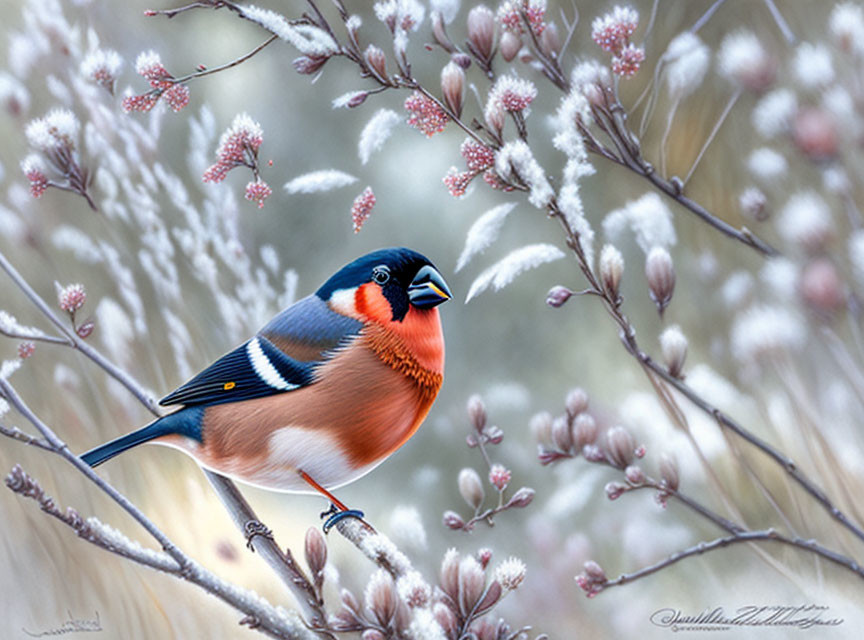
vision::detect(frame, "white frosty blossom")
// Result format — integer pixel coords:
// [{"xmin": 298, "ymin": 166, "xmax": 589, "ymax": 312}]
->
[
  {"xmin": 407, "ymin": 609, "xmax": 447, "ymax": 640},
  {"xmin": 793, "ymin": 42, "xmax": 835, "ymax": 88},
  {"xmin": 331, "ymin": 91, "xmax": 367, "ymax": 109},
  {"xmin": 494, "ymin": 557, "xmax": 526, "ymax": 591},
  {"xmin": 388, "ymin": 505, "xmax": 427, "ymax": 551},
  {"xmin": 663, "ymin": 32, "xmax": 710, "ymax": 97},
  {"xmin": 241, "ymin": 5, "xmax": 337, "ymax": 56},
  {"xmin": 495, "ymin": 141, "xmax": 552, "ymax": 208},
  {"xmin": 752, "ymin": 89, "xmax": 797, "ymax": 138},
  {"xmin": 0, "ymin": 359, "xmax": 22, "ymax": 381},
  {"xmin": 25, "ymin": 108, "xmax": 80, "ymax": 150},
  {"xmin": 358, "ymin": 109, "xmax": 401, "ymax": 164},
  {"xmin": 431, "ymin": 0, "xmax": 460, "ymax": 23},
  {"xmin": 374, "ymin": 0, "xmax": 426, "ymax": 31},
  {"xmin": 747, "ymin": 147, "xmax": 788, "ymax": 181},
  {"xmin": 80, "ymin": 48, "xmax": 122, "ymax": 81},
  {"xmin": 730, "ymin": 305, "xmax": 805, "ymax": 363},
  {"xmin": 284, "ymin": 170, "xmax": 357, "ymax": 194},
  {"xmin": 466, "ymin": 243, "xmax": 565, "ymax": 302},
  {"xmin": 396, "ymin": 571, "xmax": 432, "ymax": 608},
  {"xmin": 829, "ymin": 2, "xmax": 864, "ymax": 55},
  {"xmin": 777, "ymin": 191, "xmax": 833, "ymax": 249},
  {"xmin": 603, "ymin": 192, "xmax": 676, "ymax": 254},
  {"xmin": 717, "ymin": 30, "xmax": 770, "ymax": 86},
  {"xmin": 456, "ymin": 203, "xmax": 517, "ymax": 272}
]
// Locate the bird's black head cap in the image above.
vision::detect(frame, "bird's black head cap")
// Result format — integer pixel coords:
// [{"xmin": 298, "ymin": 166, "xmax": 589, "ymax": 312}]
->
[{"xmin": 316, "ymin": 248, "xmax": 450, "ymax": 321}]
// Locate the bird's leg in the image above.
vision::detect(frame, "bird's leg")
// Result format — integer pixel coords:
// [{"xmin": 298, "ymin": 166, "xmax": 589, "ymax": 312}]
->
[
  {"xmin": 298, "ymin": 470, "xmax": 365, "ymax": 533},
  {"xmin": 243, "ymin": 519, "xmax": 274, "ymax": 551}
]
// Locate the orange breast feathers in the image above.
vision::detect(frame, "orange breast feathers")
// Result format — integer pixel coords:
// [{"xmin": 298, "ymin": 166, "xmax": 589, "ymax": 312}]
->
[{"xmin": 351, "ymin": 282, "xmax": 445, "ymax": 376}]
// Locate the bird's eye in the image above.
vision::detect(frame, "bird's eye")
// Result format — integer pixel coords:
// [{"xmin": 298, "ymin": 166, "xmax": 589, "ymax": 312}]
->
[{"xmin": 371, "ymin": 265, "xmax": 391, "ymax": 285}]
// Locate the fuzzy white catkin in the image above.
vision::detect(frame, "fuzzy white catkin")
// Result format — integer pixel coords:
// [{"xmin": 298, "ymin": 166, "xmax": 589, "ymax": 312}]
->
[
  {"xmin": 388, "ymin": 505, "xmax": 428, "ymax": 551},
  {"xmin": 358, "ymin": 109, "xmax": 401, "ymax": 164},
  {"xmin": 494, "ymin": 141, "xmax": 553, "ymax": 208},
  {"xmin": 241, "ymin": 5, "xmax": 337, "ymax": 56},
  {"xmin": 717, "ymin": 30, "xmax": 767, "ymax": 83},
  {"xmin": 752, "ymin": 89, "xmax": 797, "ymax": 138},
  {"xmin": 747, "ymin": 147, "xmax": 788, "ymax": 181},
  {"xmin": 663, "ymin": 32, "xmax": 710, "ymax": 97},
  {"xmin": 603, "ymin": 192, "xmax": 676, "ymax": 254},
  {"xmin": 456, "ymin": 203, "xmax": 517, "ymax": 272},
  {"xmin": 730, "ymin": 305, "xmax": 805, "ymax": 362},
  {"xmin": 431, "ymin": 0, "xmax": 460, "ymax": 23},
  {"xmin": 284, "ymin": 170, "xmax": 357, "ymax": 194},
  {"xmin": 466, "ymin": 243, "xmax": 565, "ymax": 301},
  {"xmin": 830, "ymin": 2, "xmax": 864, "ymax": 55},
  {"xmin": 793, "ymin": 42, "xmax": 835, "ymax": 89},
  {"xmin": 777, "ymin": 191, "xmax": 833, "ymax": 249}
]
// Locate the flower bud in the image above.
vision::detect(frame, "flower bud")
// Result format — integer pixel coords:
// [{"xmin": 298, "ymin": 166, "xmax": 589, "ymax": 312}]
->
[
  {"xmin": 605, "ymin": 481, "xmax": 627, "ymax": 500},
  {"xmin": 599, "ymin": 244, "xmax": 624, "ymax": 301},
  {"xmin": 485, "ymin": 425, "xmax": 504, "ymax": 444},
  {"xmin": 541, "ymin": 22, "xmax": 561, "ymax": 58},
  {"xmin": 433, "ymin": 602, "xmax": 458, "ymax": 637},
  {"xmin": 485, "ymin": 102, "xmax": 505, "ymax": 134},
  {"xmin": 452, "ymin": 53, "xmax": 472, "ymax": 69},
  {"xmin": 365, "ymin": 570, "xmax": 396, "ymax": 627},
  {"xmin": 304, "ymin": 527, "xmax": 327, "ymax": 579},
  {"xmin": 573, "ymin": 413, "xmax": 598, "ymax": 449},
  {"xmin": 582, "ymin": 443, "xmax": 605, "ymax": 462},
  {"xmin": 739, "ymin": 187, "xmax": 768, "ymax": 222},
  {"xmin": 583, "ymin": 560, "xmax": 606, "ymax": 582},
  {"xmin": 76, "ymin": 320, "xmax": 95, "ymax": 339},
  {"xmin": 552, "ymin": 415, "xmax": 573, "ymax": 452},
  {"xmin": 494, "ymin": 557, "xmax": 526, "ymax": 591},
  {"xmin": 443, "ymin": 510, "xmax": 465, "ymax": 530},
  {"xmin": 348, "ymin": 92, "xmax": 369, "ymax": 108},
  {"xmin": 546, "ymin": 285, "xmax": 573, "ymax": 308},
  {"xmin": 530, "ymin": 411, "xmax": 554, "ymax": 447},
  {"xmin": 441, "ymin": 61, "xmax": 465, "ymax": 117},
  {"xmin": 458, "ymin": 468, "xmax": 485, "ymax": 509},
  {"xmin": 659, "ymin": 453, "xmax": 679, "ymax": 491},
  {"xmin": 565, "ymin": 388, "xmax": 589, "ymax": 417},
  {"xmin": 432, "ymin": 11, "xmax": 454, "ymax": 52},
  {"xmin": 467, "ymin": 394, "xmax": 487, "ymax": 432},
  {"xmin": 488, "ymin": 464, "xmax": 511, "ymax": 491},
  {"xmin": 341, "ymin": 588, "xmax": 360, "ymax": 612},
  {"xmin": 440, "ymin": 549, "xmax": 460, "ymax": 599},
  {"xmin": 800, "ymin": 258, "xmax": 844, "ymax": 312},
  {"xmin": 605, "ymin": 426, "xmax": 635, "ymax": 469},
  {"xmin": 292, "ymin": 55, "xmax": 328, "ymax": 75},
  {"xmin": 362, "ymin": 630, "xmax": 385, "ymax": 640},
  {"xmin": 458, "ymin": 556, "xmax": 486, "ymax": 616},
  {"xmin": 469, "ymin": 549, "xmax": 490, "ymax": 571},
  {"xmin": 624, "ymin": 465, "xmax": 645, "ymax": 485},
  {"xmin": 660, "ymin": 325, "xmax": 688, "ymax": 379},
  {"xmin": 500, "ymin": 31, "xmax": 522, "ymax": 62},
  {"xmin": 794, "ymin": 107, "xmax": 838, "ymax": 160},
  {"xmin": 365, "ymin": 45, "xmax": 388, "ymax": 81},
  {"xmin": 467, "ymin": 5, "xmax": 496, "ymax": 62},
  {"xmin": 506, "ymin": 487, "xmax": 535, "ymax": 508},
  {"xmin": 645, "ymin": 247, "xmax": 675, "ymax": 315}
]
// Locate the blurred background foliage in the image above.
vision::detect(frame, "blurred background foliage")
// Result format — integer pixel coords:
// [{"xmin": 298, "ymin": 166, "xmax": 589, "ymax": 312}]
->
[{"xmin": 1, "ymin": 0, "xmax": 863, "ymax": 638}]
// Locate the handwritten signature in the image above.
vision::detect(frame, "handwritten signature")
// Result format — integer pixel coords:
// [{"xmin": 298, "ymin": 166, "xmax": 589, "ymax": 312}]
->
[
  {"xmin": 650, "ymin": 604, "xmax": 844, "ymax": 632},
  {"xmin": 22, "ymin": 611, "xmax": 102, "ymax": 637}
]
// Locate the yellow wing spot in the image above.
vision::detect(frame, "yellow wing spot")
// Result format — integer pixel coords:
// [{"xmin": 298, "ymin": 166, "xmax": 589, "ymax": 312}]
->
[{"xmin": 223, "ymin": 381, "xmax": 236, "ymax": 391}]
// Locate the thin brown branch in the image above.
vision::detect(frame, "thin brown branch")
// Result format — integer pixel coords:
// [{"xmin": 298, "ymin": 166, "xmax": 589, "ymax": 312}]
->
[{"xmin": 596, "ymin": 529, "xmax": 864, "ymax": 594}]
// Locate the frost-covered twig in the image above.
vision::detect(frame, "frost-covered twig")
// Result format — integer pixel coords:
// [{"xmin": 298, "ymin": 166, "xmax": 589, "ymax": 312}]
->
[{"xmin": 5, "ymin": 464, "xmax": 313, "ymax": 640}]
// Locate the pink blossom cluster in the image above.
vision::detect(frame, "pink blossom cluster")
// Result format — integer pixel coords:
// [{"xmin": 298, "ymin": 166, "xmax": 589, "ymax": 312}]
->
[
  {"xmin": 443, "ymin": 139, "xmax": 497, "ymax": 198},
  {"xmin": 591, "ymin": 5, "xmax": 644, "ymax": 77},
  {"xmin": 122, "ymin": 51, "xmax": 190, "ymax": 113},
  {"xmin": 489, "ymin": 464, "xmax": 511, "ymax": 491},
  {"xmin": 18, "ymin": 342, "xmax": 35, "ymax": 359},
  {"xmin": 404, "ymin": 91, "xmax": 449, "ymax": 137},
  {"xmin": 21, "ymin": 156, "xmax": 48, "ymax": 198},
  {"xmin": 58, "ymin": 283, "xmax": 86, "ymax": 314},
  {"xmin": 351, "ymin": 186, "xmax": 376, "ymax": 233},
  {"xmin": 244, "ymin": 180, "xmax": 272, "ymax": 209},
  {"xmin": 203, "ymin": 114, "xmax": 264, "ymax": 183},
  {"xmin": 497, "ymin": 0, "xmax": 546, "ymax": 35}
]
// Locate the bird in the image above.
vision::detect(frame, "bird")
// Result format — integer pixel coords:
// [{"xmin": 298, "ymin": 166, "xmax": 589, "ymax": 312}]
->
[{"xmin": 81, "ymin": 247, "xmax": 451, "ymax": 531}]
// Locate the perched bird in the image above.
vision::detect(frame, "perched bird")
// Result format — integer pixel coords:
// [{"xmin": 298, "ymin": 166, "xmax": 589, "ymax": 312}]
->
[{"xmin": 81, "ymin": 248, "xmax": 451, "ymax": 529}]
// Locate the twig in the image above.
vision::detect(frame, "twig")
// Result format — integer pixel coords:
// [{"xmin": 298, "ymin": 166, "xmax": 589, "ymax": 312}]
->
[
  {"xmin": 596, "ymin": 529, "xmax": 864, "ymax": 594},
  {"xmin": 762, "ymin": 0, "xmax": 797, "ymax": 45},
  {"xmin": 6, "ymin": 465, "xmax": 313, "ymax": 640},
  {"xmin": 682, "ymin": 88, "xmax": 740, "ymax": 185},
  {"xmin": 0, "ymin": 423, "xmax": 54, "ymax": 451}
]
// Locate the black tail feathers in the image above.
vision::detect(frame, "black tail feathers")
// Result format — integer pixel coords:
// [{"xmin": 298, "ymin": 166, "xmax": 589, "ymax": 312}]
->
[{"xmin": 80, "ymin": 407, "xmax": 203, "ymax": 467}]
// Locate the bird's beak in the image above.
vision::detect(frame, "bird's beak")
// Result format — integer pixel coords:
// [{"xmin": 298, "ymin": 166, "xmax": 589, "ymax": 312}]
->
[{"xmin": 408, "ymin": 265, "xmax": 452, "ymax": 309}]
